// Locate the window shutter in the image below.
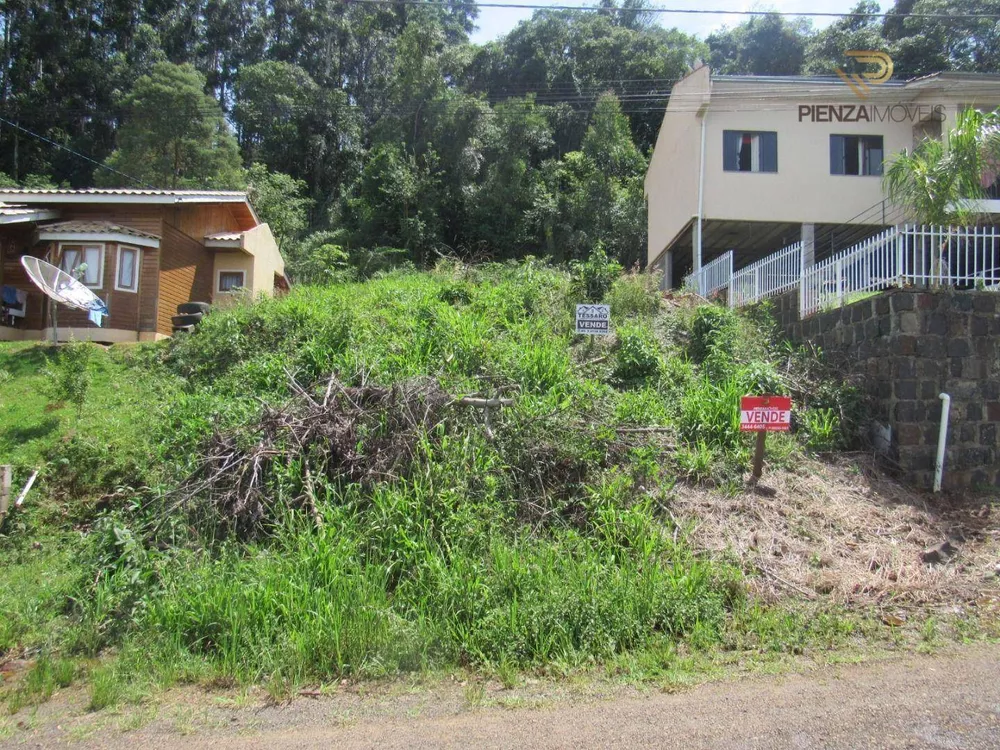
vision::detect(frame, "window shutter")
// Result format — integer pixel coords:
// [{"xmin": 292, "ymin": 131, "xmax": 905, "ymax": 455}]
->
[
  {"xmin": 723, "ymin": 131, "xmax": 739, "ymax": 171},
  {"xmin": 761, "ymin": 132, "xmax": 778, "ymax": 172},
  {"xmin": 830, "ymin": 136, "xmax": 845, "ymax": 175}
]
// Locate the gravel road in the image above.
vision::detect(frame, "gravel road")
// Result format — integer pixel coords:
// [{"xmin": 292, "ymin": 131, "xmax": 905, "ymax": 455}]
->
[{"xmin": 7, "ymin": 646, "xmax": 1000, "ymax": 749}]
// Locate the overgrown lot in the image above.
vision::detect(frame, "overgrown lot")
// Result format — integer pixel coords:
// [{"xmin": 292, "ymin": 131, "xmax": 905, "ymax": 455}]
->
[{"xmin": 0, "ymin": 258, "xmax": 995, "ymax": 713}]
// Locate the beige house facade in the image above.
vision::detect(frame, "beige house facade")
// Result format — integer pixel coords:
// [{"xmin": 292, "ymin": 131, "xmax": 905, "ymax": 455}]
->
[{"xmin": 645, "ymin": 67, "xmax": 1000, "ymax": 287}]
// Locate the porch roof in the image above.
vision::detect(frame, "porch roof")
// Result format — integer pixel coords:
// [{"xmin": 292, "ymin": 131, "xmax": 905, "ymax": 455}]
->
[{"xmin": 37, "ymin": 220, "xmax": 161, "ymax": 248}]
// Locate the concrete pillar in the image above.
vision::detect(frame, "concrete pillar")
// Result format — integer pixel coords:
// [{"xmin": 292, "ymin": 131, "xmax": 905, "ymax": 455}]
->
[
  {"xmin": 659, "ymin": 251, "xmax": 672, "ymax": 290},
  {"xmin": 693, "ymin": 221, "xmax": 702, "ymax": 273},
  {"xmin": 801, "ymin": 223, "xmax": 815, "ymax": 273}
]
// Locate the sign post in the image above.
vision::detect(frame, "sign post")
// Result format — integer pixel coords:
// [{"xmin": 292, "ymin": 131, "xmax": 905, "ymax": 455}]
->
[
  {"xmin": 575, "ymin": 304, "xmax": 610, "ymax": 336},
  {"xmin": 740, "ymin": 395, "xmax": 792, "ymax": 480}
]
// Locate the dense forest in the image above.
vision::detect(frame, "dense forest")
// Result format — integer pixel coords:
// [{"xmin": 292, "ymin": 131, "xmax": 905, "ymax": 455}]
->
[{"xmin": 0, "ymin": 0, "xmax": 995, "ymax": 277}]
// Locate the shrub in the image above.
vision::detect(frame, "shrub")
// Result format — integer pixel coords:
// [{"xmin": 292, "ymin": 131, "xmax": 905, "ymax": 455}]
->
[
  {"xmin": 799, "ymin": 407, "xmax": 840, "ymax": 452},
  {"xmin": 607, "ymin": 272, "xmax": 661, "ymax": 318},
  {"xmin": 39, "ymin": 341, "xmax": 92, "ymax": 417},
  {"xmin": 570, "ymin": 245, "xmax": 622, "ymax": 303},
  {"xmin": 613, "ymin": 324, "xmax": 661, "ymax": 383},
  {"xmin": 688, "ymin": 305, "xmax": 740, "ymax": 365}
]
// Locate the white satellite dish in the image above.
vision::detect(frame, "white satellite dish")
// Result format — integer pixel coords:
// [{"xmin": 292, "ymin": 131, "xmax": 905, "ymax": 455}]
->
[{"xmin": 20, "ymin": 255, "xmax": 108, "ymax": 316}]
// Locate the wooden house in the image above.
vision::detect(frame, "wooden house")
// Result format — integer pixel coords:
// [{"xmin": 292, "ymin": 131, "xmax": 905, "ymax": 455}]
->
[{"xmin": 0, "ymin": 188, "xmax": 287, "ymax": 343}]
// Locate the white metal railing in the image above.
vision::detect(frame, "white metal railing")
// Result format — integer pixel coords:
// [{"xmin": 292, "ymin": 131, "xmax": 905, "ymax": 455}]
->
[
  {"xmin": 799, "ymin": 224, "xmax": 1000, "ymax": 317},
  {"xmin": 730, "ymin": 242, "xmax": 801, "ymax": 308},
  {"xmin": 679, "ymin": 224, "xmax": 1000, "ymax": 318},
  {"xmin": 897, "ymin": 224, "xmax": 1000, "ymax": 287},
  {"xmin": 800, "ymin": 227, "xmax": 898, "ymax": 316},
  {"xmin": 683, "ymin": 250, "xmax": 733, "ymax": 301}
]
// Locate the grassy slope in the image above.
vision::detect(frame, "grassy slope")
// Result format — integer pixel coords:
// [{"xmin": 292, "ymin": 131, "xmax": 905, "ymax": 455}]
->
[{"xmin": 0, "ymin": 261, "xmax": 971, "ymax": 712}]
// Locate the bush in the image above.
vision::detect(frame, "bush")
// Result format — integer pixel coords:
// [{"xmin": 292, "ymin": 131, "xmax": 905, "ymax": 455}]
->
[
  {"xmin": 39, "ymin": 341, "xmax": 92, "ymax": 417},
  {"xmin": 613, "ymin": 324, "xmax": 661, "ymax": 383},
  {"xmin": 607, "ymin": 272, "xmax": 661, "ymax": 318},
  {"xmin": 570, "ymin": 245, "xmax": 622, "ymax": 303},
  {"xmin": 688, "ymin": 305, "xmax": 740, "ymax": 365}
]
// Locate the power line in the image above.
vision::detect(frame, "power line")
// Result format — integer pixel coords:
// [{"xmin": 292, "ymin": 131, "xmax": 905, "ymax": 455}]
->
[
  {"xmin": 343, "ymin": 0, "xmax": 1000, "ymax": 21},
  {"xmin": 0, "ymin": 115, "xmax": 152, "ymax": 188}
]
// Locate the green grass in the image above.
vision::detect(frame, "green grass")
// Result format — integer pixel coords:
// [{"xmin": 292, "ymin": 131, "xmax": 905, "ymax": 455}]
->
[{"xmin": 0, "ymin": 259, "xmax": 878, "ymax": 710}]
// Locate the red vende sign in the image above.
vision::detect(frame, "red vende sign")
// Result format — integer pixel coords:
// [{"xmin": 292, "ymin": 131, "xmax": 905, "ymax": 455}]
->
[{"xmin": 740, "ymin": 395, "xmax": 792, "ymax": 432}]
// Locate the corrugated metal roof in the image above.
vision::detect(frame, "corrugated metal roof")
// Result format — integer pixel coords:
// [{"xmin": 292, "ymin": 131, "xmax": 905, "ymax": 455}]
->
[
  {"xmin": 0, "ymin": 205, "xmax": 41, "ymax": 216},
  {"xmin": 0, "ymin": 188, "xmax": 260, "ymax": 231},
  {"xmin": 38, "ymin": 220, "xmax": 161, "ymax": 239},
  {"xmin": 204, "ymin": 231, "xmax": 242, "ymax": 241},
  {"xmin": 714, "ymin": 75, "xmax": 907, "ymax": 88},
  {"xmin": 0, "ymin": 188, "xmax": 246, "ymax": 197},
  {"xmin": 0, "ymin": 202, "xmax": 60, "ymax": 223}
]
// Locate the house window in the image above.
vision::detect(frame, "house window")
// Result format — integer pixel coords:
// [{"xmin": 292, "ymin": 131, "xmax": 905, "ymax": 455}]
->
[
  {"xmin": 830, "ymin": 135, "xmax": 883, "ymax": 176},
  {"xmin": 59, "ymin": 244, "xmax": 104, "ymax": 288},
  {"xmin": 115, "ymin": 245, "xmax": 140, "ymax": 292},
  {"xmin": 723, "ymin": 131, "xmax": 778, "ymax": 173},
  {"xmin": 218, "ymin": 270, "xmax": 245, "ymax": 292}
]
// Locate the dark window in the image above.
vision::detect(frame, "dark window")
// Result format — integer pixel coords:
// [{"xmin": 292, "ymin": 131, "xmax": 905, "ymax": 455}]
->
[
  {"xmin": 723, "ymin": 131, "xmax": 778, "ymax": 173},
  {"xmin": 218, "ymin": 271, "xmax": 245, "ymax": 292},
  {"xmin": 830, "ymin": 135, "xmax": 883, "ymax": 176}
]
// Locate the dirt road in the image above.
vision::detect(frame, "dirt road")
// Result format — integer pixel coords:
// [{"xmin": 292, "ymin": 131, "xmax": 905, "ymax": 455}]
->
[
  {"xmin": 8, "ymin": 646, "xmax": 1000, "ymax": 749},
  {"xmin": 205, "ymin": 647, "xmax": 1000, "ymax": 749}
]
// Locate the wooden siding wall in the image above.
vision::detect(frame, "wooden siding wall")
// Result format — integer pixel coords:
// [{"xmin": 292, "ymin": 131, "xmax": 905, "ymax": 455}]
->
[
  {"xmin": 21, "ymin": 242, "xmax": 153, "ymax": 333},
  {"xmin": 157, "ymin": 223, "xmax": 213, "ymax": 335},
  {"xmin": 60, "ymin": 205, "xmax": 164, "ymax": 237},
  {"xmin": 167, "ymin": 204, "xmax": 242, "ymax": 239},
  {"xmin": 0, "ymin": 229, "xmax": 47, "ymax": 330}
]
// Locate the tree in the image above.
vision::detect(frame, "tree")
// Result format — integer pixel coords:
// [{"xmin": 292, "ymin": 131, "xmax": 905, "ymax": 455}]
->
[
  {"xmin": 100, "ymin": 62, "xmax": 244, "ymax": 189},
  {"xmin": 882, "ymin": 0, "xmax": 1000, "ymax": 78},
  {"xmin": 804, "ymin": 2, "xmax": 886, "ymax": 75},
  {"xmin": 707, "ymin": 14, "xmax": 811, "ymax": 76},
  {"xmin": 244, "ymin": 163, "xmax": 312, "ymax": 248},
  {"xmin": 885, "ymin": 107, "xmax": 1000, "ymax": 225}
]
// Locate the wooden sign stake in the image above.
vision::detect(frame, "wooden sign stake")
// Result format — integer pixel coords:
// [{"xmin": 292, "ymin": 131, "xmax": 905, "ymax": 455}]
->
[{"xmin": 751, "ymin": 431, "xmax": 766, "ymax": 480}]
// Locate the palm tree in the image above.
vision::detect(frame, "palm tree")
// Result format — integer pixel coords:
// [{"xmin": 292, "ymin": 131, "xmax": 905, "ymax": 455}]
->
[
  {"xmin": 885, "ymin": 107, "xmax": 1000, "ymax": 285},
  {"xmin": 885, "ymin": 107, "xmax": 1000, "ymax": 226}
]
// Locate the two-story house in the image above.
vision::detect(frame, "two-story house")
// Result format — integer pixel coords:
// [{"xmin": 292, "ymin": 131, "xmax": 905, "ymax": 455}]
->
[
  {"xmin": 644, "ymin": 65, "xmax": 1000, "ymax": 288},
  {"xmin": 0, "ymin": 188, "xmax": 288, "ymax": 343}
]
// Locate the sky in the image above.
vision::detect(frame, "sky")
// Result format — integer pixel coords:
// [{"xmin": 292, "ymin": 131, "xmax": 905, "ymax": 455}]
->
[{"xmin": 469, "ymin": 0, "xmax": 867, "ymax": 44}]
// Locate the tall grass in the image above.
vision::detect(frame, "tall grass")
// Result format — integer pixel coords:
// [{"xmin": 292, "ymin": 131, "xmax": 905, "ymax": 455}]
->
[{"xmin": 0, "ymin": 259, "xmax": 866, "ymax": 700}]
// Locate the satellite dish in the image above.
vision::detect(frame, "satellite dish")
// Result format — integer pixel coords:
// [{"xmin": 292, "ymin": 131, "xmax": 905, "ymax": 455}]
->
[{"xmin": 20, "ymin": 255, "xmax": 109, "ymax": 322}]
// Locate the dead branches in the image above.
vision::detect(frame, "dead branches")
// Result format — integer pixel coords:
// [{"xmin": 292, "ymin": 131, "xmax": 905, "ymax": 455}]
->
[{"xmin": 171, "ymin": 374, "xmax": 451, "ymax": 535}]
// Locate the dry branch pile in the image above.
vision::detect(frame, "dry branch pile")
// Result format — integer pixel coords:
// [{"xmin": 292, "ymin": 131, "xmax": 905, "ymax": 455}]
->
[{"xmin": 172, "ymin": 374, "xmax": 451, "ymax": 534}]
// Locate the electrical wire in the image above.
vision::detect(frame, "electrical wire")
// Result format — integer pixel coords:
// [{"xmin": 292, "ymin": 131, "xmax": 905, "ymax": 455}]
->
[
  {"xmin": 0, "ymin": 115, "xmax": 152, "ymax": 188},
  {"xmin": 343, "ymin": 0, "xmax": 1000, "ymax": 21}
]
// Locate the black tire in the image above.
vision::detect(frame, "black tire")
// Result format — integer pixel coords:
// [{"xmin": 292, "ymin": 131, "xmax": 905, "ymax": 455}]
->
[
  {"xmin": 172, "ymin": 313, "xmax": 203, "ymax": 327},
  {"xmin": 177, "ymin": 301, "xmax": 211, "ymax": 315}
]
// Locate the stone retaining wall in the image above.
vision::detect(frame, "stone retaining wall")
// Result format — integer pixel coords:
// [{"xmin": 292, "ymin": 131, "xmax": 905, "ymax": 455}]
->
[{"xmin": 772, "ymin": 289, "xmax": 1000, "ymax": 490}]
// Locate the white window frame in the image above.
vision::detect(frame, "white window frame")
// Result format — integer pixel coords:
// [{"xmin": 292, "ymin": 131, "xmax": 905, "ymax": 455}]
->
[
  {"xmin": 114, "ymin": 244, "xmax": 141, "ymax": 293},
  {"xmin": 217, "ymin": 269, "xmax": 246, "ymax": 293},
  {"xmin": 58, "ymin": 242, "xmax": 105, "ymax": 290}
]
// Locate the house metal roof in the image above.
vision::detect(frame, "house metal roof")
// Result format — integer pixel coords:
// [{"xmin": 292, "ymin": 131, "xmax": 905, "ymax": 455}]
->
[
  {"xmin": 714, "ymin": 72, "xmax": 1000, "ymax": 88},
  {"xmin": 714, "ymin": 74, "xmax": 906, "ymax": 87},
  {"xmin": 0, "ymin": 188, "xmax": 260, "ymax": 231},
  {"xmin": 38, "ymin": 220, "xmax": 161, "ymax": 240},
  {"xmin": 0, "ymin": 202, "xmax": 60, "ymax": 224},
  {"xmin": 0, "ymin": 188, "xmax": 246, "ymax": 198},
  {"xmin": 204, "ymin": 231, "xmax": 242, "ymax": 241}
]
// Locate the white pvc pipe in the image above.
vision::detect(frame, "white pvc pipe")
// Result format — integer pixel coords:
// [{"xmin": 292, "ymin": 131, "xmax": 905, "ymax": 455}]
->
[
  {"xmin": 695, "ymin": 115, "xmax": 706, "ymax": 273},
  {"xmin": 933, "ymin": 393, "xmax": 951, "ymax": 493}
]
